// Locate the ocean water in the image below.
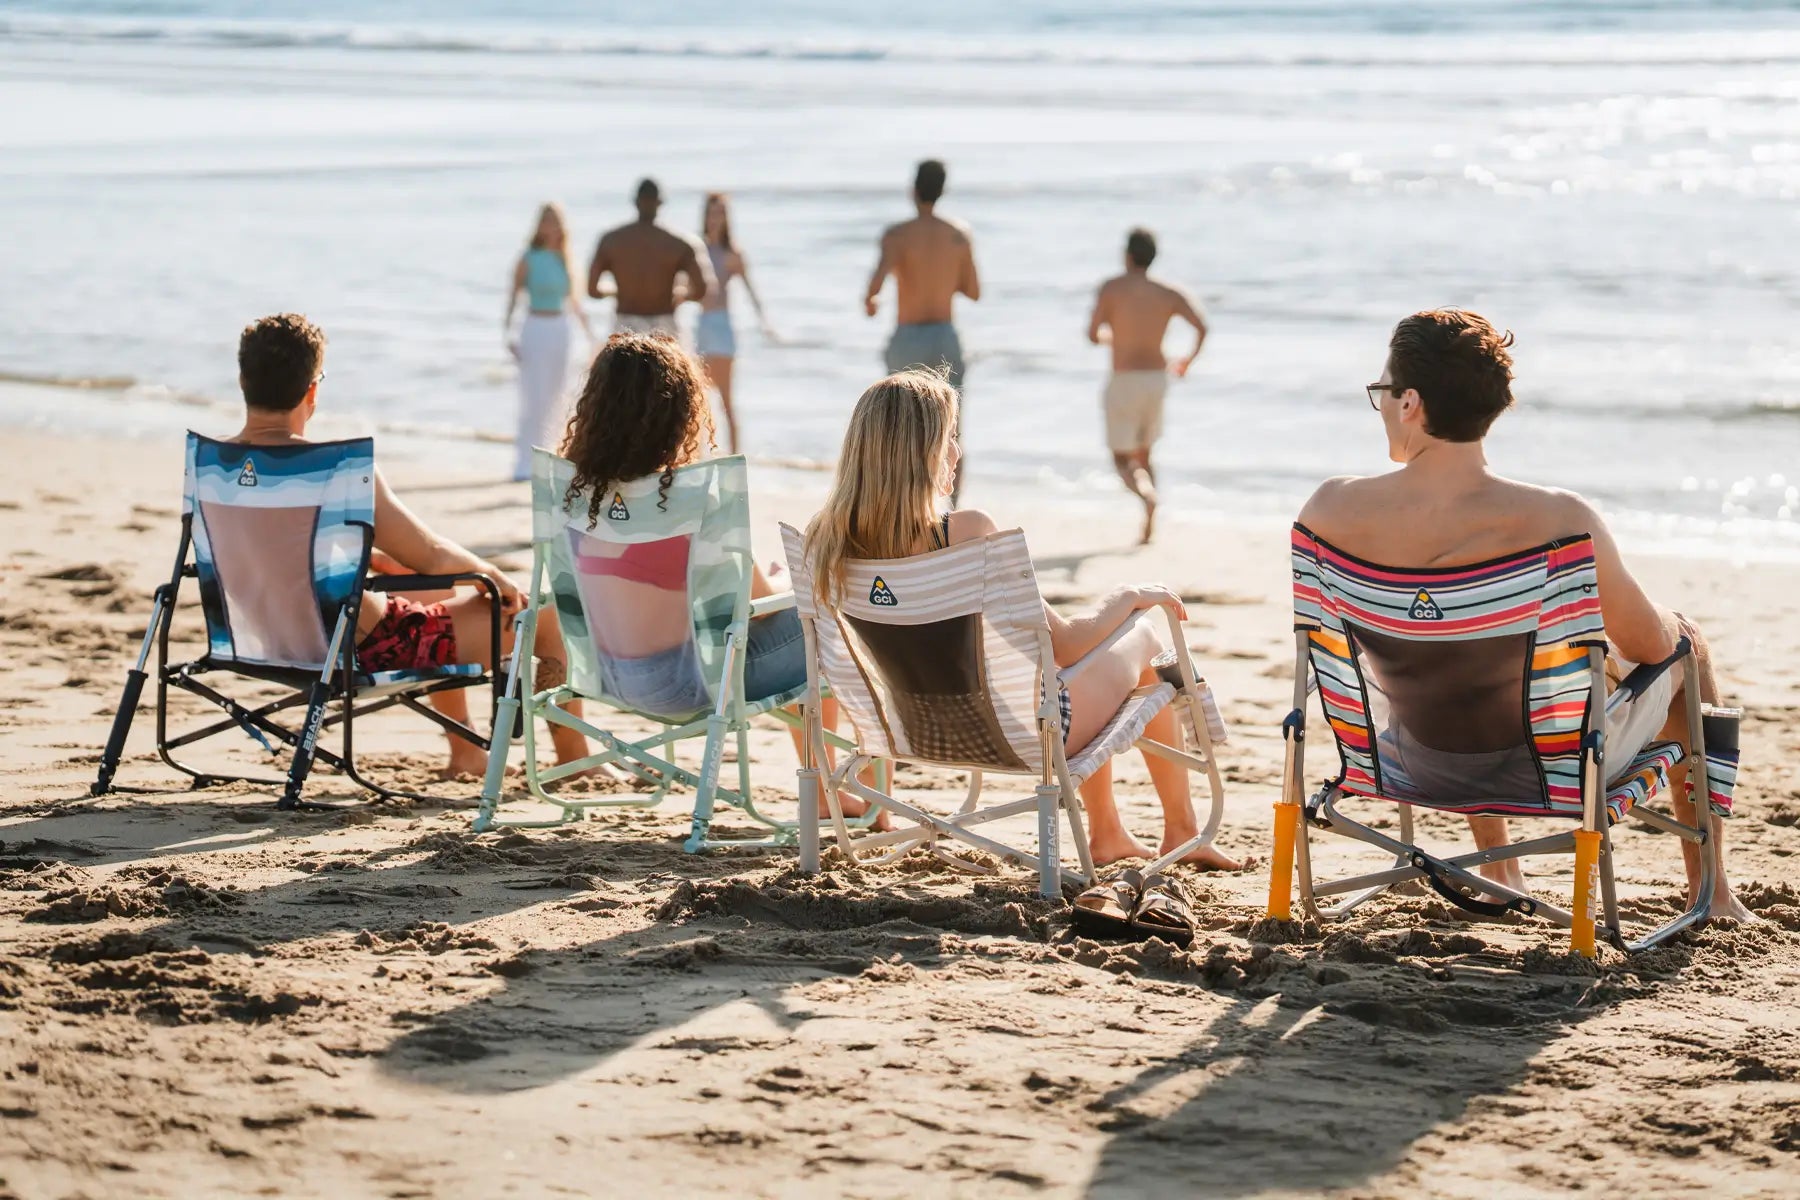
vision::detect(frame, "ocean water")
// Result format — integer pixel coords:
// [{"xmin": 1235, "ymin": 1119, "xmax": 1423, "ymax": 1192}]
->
[{"xmin": 1, "ymin": 1, "xmax": 1798, "ymax": 551}]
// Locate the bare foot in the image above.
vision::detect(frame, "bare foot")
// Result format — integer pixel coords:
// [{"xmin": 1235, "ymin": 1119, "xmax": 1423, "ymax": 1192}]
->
[
  {"xmin": 818, "ymin": 792, "xmax": 894, "ymax": 832},
  {"xmin": 1090, "ymin": 832, "xmax": 1156, "ymax": 866},
  {"xmin": 440, "ymin": 749, "xmax": 489, "ymax": 780},
  {"xmin": 1702, "ymin": 892, "xmax": 1761, "ymax": 925},
  {"xmin": 1160, "ymin": 837, "xmax": 1245, "ymax": 871},
  {"xmin": 1139, "ymin": 497, "xmax": 1157, "ymax": 546},
  {"xmin": 557, "ymin": 760, "xmax": 635, "ymax": 785}
]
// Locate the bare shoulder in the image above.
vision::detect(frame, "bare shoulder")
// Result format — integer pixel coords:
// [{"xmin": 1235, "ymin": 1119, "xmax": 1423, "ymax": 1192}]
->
[
  {"xmin": 1529, "ymin": 484, "xmax": 1608, "ymax": 540},
  {"xmin": 946, "ymin": 508, "xmax": 1000, "ymax": 543},
  {"xmin": 942, "ymin": 215, "xmax": 973, "ymax": 243},
  {"xmin": 1296, "ymin": 474, "xmax": 1375, "ymax": 533}
]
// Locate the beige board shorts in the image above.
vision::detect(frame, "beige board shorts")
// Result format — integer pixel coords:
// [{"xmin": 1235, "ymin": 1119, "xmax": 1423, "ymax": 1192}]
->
[
  {"xmin": 614, "ymin": 313, "xmax": 680, "ymax": 339},
  {"xmin": 1103, "ymin": 370, "xmax": 1169, "ymax": 453}
]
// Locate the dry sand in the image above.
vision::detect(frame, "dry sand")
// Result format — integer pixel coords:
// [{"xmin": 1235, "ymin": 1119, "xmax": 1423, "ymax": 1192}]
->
[{"xmin": 3, "ymin": 423, "xmax": 1800, "ymax": 1199}]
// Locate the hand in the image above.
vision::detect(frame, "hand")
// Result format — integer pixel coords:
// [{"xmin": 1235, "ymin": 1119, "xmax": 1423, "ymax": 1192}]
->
[
  {"xmin": 864, "ymin": 296, "xmax": 879, "ymax": 318},
  {"xmin": 1168, "ymin": 356, "xmax": 1193, "ymax": 379},
  {"xmin": 761, "ymin": 323, "xmax": 781, "ymax": 344},
  {"xmin": 1124, "ymin": 584, "xmax": 1187, "ymax": 622},
  {"xmin": 507, "ymin": 340, "xmax": 520, "ymax": 362},
  {"xmin": 490, "ymin": 572, "xmax": 526, "ymax": 622}
]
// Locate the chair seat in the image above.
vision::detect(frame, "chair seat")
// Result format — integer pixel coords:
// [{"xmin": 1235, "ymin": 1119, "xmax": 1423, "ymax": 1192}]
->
[
  {"xmin": 1337, "ymin": 739, "xmax": 1685, "ymax": 825},
  {"xmin": 1067, "ymin": 683, "xmax": 1175, "ymax": 787},
  {"xmin": 196, "ymin": 656, "xmax": 480, "ymax": 697}
]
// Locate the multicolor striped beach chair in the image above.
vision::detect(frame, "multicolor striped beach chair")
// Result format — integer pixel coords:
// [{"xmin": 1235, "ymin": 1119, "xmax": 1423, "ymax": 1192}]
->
[
  {"xmin": 1266, "ymin": 524, "xmax": 1733, "ymax": 955},
  {"xmin": 93, "ymin": 433, "xmax": 501, "ymax": 810},
  {"xmin": 473, "ymin": 450, "xmax": 870, "ymax": 851},
  {"xmin": 779, "ymin": 523, "xmax": 1231, "ymax": 898}
]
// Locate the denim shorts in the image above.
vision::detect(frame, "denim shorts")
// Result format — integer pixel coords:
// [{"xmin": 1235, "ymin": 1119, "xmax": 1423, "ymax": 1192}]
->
[
  {"xmin": 600, "ymin": 607, "xmax": 808, "ymax": 718},
  {"xmin": 696, "ymin": 310, "xmax": 737, "ymax": 358}
]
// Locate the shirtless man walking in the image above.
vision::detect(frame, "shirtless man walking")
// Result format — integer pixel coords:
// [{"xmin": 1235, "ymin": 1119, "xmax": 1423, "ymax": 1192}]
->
[
  {"xmin": 1299, "ymin": 308, "xmax": 1754, "ymax": 923},
  {"xmin": 1087, "ymin": 228, "xmax": 1208, "ymax": 544},
  {"xmin": 588, "ymin": 178, "xmax": 713, "ymax": 337},
  {"xmin": 865, "ymin": 159, "xmax": 981, "ymax": 500}
]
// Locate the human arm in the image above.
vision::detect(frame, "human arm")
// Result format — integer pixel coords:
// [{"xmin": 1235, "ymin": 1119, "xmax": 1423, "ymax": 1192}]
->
[
  {"xmin": 1571, "ymin": 497, "xmax": 1680, "ymax": 664},
  {"xmin": 586, "ymin": 239, "xmax": 612, "ymax": 300},
  {"xmin": 371, "ymin": 468, "xmax": 524, "ymax": 616},
  {"xmin": 563, "ymin": 260, "xmax": 595, "ymax": 343},
  {"xmin": 956, "ymin": 225, "xmax": 981, "ymax": 302},
  {"xmin": 864, "ymin": 228, "xmax": 894, "ymax": 318},
  {"xmin": 1169, "ymin": 288, "xmax": 1208, "ymax": 378},
  {"xmin": 736, "ymin": 251, "xmax": 776, "ymax": 338},
  {"xmin": 676, "ymin": 238, "xmax": 711, "ymax": 306},
  {"xmin": 1087, "ymin": 285, "xmax": 1110, "ymax": 345},
  {"xmin": 504, "ymin": 257, "xmax": 526, "ymax": 358}
]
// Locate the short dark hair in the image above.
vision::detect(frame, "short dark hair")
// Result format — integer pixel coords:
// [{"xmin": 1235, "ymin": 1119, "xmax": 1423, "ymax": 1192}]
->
[
  {"xmin": 914, "ymin": 159, "xmax": 946, "ymax": 205},
  {"xmin": 636, "ymin": 177, "xmax": 660, "ymax": 201},
  {"xmin": 1387, "ymin": 309, "xmax": 1515, "ymax": 442},
  {"xmin": 1126, "ymin": 227, "xmax": 1156, "ymax": 268},
  {"xmin": 238, "ymin": 313, "xmax": 325, "ymax": 412}
]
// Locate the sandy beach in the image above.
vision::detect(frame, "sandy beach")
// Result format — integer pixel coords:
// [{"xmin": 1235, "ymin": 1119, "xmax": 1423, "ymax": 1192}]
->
[{"xmin": 3, "ymin": 413, "xmax": 1799, "ymax": 1199}]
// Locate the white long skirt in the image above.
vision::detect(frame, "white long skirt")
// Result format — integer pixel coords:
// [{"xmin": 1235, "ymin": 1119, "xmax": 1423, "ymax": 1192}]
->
[{"xmin": 515, "ymin": 312, "xmax": 573, "ymax": 481}]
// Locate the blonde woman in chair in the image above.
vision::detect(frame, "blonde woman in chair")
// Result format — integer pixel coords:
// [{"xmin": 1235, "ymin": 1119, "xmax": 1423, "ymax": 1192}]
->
[{"xmin": 805, "ymin": 369, "xmax": 1240, "ymax": 869}]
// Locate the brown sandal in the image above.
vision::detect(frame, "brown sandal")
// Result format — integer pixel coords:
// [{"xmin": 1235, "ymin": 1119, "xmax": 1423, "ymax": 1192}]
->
[
  {"xmin": 1129, "ymin": 871, "xmax": 1197, "ymax": 948},
  {"xmin": 1071, "ymin": 868, "xmax": 1143, "ymax": 939}
]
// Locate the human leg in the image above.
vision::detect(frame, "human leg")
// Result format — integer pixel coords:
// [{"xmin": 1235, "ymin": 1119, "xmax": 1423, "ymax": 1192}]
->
[
  {"xmin": 514, "ymin": 314, "xmax": 571, "ymax": 482},
  {"xmin": 442, "ymin": 590, "xmax": 590, "ymax": 767},
  {"xmin": 703, "ymin": 354, "xmax": 739, "ymax": 453}
]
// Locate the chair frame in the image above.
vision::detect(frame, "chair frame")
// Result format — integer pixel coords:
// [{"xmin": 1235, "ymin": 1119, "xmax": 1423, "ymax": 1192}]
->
[
  {"xmin": 1266, "ymin": 530, "xmax": 1717, "ymax": 956},
  {"xmin": 472, "ymin": 458, "xmax": 875, "ymax": 852},
  {"xmin": 93, "ymin": 440, "xmax": 502, "ymax": 811},
  {"xmin": 789, "ymin": 532, "xmax": 1229, "ymax": 899}
]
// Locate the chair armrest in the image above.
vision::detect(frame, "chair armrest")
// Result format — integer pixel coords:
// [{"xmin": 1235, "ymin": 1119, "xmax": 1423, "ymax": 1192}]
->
[
  {"xmin": 1607, "ymin": 635, "xmax": 1692, "ymax": 709},
  {"xmin": 749, "ymin": 591, "xmax": 796, "ymax": 620},
  {"xmin": 375, "ymin": 572, "xmax": 500, "ymax": 601}
]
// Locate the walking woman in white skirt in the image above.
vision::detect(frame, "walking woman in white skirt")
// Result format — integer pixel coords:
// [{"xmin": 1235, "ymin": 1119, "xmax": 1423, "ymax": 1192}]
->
[{"xmin": 505, "ymin": 202, "xmax": 593, "ymax": 481}]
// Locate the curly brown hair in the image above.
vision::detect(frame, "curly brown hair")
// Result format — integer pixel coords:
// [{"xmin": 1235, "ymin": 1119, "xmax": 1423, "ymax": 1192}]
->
[{"xmin": 561, "ymin": 333, "xmax": 716, "ymax": 526}]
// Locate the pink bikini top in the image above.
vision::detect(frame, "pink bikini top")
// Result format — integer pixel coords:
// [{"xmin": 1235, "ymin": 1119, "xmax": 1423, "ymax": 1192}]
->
[{"xmin": 574, "ymin": 536, "xmax": 690, "ymax": 591}]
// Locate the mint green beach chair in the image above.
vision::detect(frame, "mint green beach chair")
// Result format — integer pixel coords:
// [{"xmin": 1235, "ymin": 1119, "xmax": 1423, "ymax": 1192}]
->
[{"xmin": 474, "ymin": 449, "xmax": 870, "ymax": 851}]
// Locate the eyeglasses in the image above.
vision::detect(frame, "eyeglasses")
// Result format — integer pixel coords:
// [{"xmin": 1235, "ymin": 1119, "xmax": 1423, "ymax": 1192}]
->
[{"xmin": 1365, "ymin": 382, "xmax": 1400, "ymax": 411}]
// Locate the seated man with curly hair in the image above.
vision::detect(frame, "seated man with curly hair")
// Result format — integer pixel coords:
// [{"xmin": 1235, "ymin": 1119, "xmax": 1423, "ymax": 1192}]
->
[
  {"xmin": 230, "ymin": 312, "xmax": 589, "ymax": 777},
  {"xmin": 1298, "ymin": 308, "xmax": 1753, "ymax": 923}
]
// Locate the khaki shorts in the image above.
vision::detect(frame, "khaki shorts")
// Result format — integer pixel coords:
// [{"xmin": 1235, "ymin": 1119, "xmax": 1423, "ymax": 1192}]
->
[{"xmin": 1103, "ymin": 370, "xmax": 1168, "ymax": 453}]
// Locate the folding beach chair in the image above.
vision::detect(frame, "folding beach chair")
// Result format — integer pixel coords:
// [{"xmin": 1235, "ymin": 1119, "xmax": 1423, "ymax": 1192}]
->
[
  {"xmin": 778, "ymin": 523, "xmax": 1232, "ymax": 898},
  {"xmin": 1265, "ymin": 525, "xmax": 1737, "ymax": 956},
  {"xmin": 473, "ymin": 450, "xmax": 872, "ymax": 851},
  {"xmin": 92, "ymin": 433, "xmax": 501, "ymax": 810}
]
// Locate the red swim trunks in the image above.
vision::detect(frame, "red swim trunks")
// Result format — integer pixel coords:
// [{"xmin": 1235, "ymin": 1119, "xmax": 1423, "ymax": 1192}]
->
[{"xmin": 356, "ymin": 595, "xmax": 459, "ymax": 673}]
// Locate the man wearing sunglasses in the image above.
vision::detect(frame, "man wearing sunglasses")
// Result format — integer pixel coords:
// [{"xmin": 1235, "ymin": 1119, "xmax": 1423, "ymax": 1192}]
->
[{"xmin": 1295, "ymin": 308, "xmax": 1752, "ymax": 924}]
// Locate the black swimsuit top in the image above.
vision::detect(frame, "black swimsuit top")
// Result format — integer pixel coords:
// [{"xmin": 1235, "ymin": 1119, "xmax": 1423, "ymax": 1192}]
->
[{"xmin": 929, "ymin": 514, "xmax": 951, "ymax": 550}]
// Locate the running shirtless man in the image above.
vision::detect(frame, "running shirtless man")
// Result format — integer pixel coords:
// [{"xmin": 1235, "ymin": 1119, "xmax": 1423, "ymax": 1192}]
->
[
  {"xmin": 588, "ymin": 178, "xmax": 714, "ymax": 337},
  {"xmin": 1087, "ymin": 227, "xmax": 1208, "ymax": 544},
  {"xmin": 865, "ymin": 159, "xmax": 981, "ymax": 501}
]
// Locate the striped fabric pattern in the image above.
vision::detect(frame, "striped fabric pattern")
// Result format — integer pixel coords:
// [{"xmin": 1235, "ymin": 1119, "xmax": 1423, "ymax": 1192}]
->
[
  {"xmin": 184, "ymin": 432, "xmax": 374, "ymax": 669},
  {"xmin": 1605, "ymin": 740, "xmax": 1684, "ymax": 823},
  {"xmin": 1292, "ymin": 523, "xmax": 1609, "ymax": 818},
  {"xmin": 780, "ymin": 523, "xmax": 1051, "ymax": 772},
  {"xmin": 534, "ymin": 449, "xmax": 752, "ymax": 709},
  {"xmin": 1706, "ymin": 747, "xmax": 1739, "ymax": 817}
]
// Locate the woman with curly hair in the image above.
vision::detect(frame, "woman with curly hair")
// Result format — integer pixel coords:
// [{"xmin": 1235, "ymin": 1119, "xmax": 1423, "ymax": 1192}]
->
[{"xmin": 559, "ymin": 337, "xmax": 870, "ymax": 817}]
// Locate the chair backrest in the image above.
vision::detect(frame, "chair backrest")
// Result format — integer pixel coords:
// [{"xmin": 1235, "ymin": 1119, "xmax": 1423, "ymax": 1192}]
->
[
  {"xmin": 534, "ymin": 449, "xmax": 751, "ymax": 711},
  {"xmin": 779, "ymin": 522, "xmax": 1051, "ymax": 773},
  {"xmin": 1291, "ymin": 523, "xmax": 1605, "ymax": 814},
  {"xmin": 184, "ymin": 432, "xmax": 374, "ymax": 670}
]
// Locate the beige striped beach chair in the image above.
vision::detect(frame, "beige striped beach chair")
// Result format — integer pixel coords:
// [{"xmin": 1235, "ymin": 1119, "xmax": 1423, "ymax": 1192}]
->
[{"xmin": 779, "ymin": 523, "xmax": 1230, "ymax": 898}]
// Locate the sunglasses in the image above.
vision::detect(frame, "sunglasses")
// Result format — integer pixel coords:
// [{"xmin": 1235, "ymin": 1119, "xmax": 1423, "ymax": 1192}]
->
[{"xmin": 1365, "ymin": 382, "xmax": 1400, "ymax": 411}]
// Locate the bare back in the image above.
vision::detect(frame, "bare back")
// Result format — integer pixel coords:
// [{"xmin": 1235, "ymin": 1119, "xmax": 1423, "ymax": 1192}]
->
[
  {"xmin": 883, "ymin": 214, "xmax": 977, "ymax": 325},
  {"xmin": 1093, "ymin": 273, "xmax": 1197, "ymax": 372},
  {"xmin": 591, "ymin": 221, "xmax": 708, "ymax": 317}
]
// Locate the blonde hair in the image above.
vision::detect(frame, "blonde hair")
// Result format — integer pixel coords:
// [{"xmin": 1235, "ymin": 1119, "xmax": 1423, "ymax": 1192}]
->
[
  {"xmin": 527, "ymin": 201, "xmax": 575, "ymax": 281},
  {"xmin": 806, "ymin": 369, "xmax": 959, "ymax": 608}
]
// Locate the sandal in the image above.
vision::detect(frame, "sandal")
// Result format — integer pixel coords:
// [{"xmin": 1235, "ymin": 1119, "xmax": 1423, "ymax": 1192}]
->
[
  {"xmin": 1071, "ymin": 868, "xmax": 1144, "ymax": 939},
  {"xmin": 1130, "ymin": 870, "xmax": 1197, "ymax": 948}
]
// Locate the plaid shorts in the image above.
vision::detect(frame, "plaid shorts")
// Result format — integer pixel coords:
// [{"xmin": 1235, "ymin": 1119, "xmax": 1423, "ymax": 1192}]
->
[
  {"xmin": 356, "ymin": 594, "xmax": 458, "ymax": 673},
  {"xmin": 1058, "ymin": 683, "xmax": 1073, "ymax": 742}
]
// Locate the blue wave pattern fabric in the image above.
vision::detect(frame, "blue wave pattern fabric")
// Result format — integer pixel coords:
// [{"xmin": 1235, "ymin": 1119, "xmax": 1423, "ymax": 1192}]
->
[{"xmin": 184, "ymin": 433, "xmax": 374, "ymax": 670}]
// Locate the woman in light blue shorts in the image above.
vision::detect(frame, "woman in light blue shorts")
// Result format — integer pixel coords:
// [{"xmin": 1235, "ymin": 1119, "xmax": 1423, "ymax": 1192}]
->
[{"xmin": 697, "ymin": 192, "xmax": 776, "ymax": 454}]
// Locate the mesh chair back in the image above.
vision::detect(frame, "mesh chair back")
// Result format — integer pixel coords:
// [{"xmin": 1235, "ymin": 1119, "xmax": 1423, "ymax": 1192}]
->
[
  {"xmin": 184, "ymin": 433, "xmax": 374, "ymax": 671},
  {"xmin": 1291, "ymin": 524, "xmax": 1605, "ymax": 816},
  {"xmin": 534, "ymin": 449, "xmax": 751, "ymax": 714},
  {"xmin": 781, "ymin": 523, "xmax": 1049, "ymax": 773}
]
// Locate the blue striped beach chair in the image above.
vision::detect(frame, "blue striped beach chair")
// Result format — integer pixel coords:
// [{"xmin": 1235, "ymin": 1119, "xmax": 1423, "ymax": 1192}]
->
[
  {"xmin": 779, "ymin": 522, "xmax": 1233, "ymax": 898},
  {"xmin": 1266, "ymin": 524, "xmax": 1736, "ymax": 955},
  {"xmin": 93, "ymin": 433, "xmax": 502, "ymax": 810},
  {"xmin": 473, "ymin": 450, "xmax": 872, "ymax": 851}
]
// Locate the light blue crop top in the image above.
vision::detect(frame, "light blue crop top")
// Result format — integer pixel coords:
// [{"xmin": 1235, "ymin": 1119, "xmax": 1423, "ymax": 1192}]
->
[{"xmin": 524, "ymin": 248, "xmax": 569, "ymax": 312}]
